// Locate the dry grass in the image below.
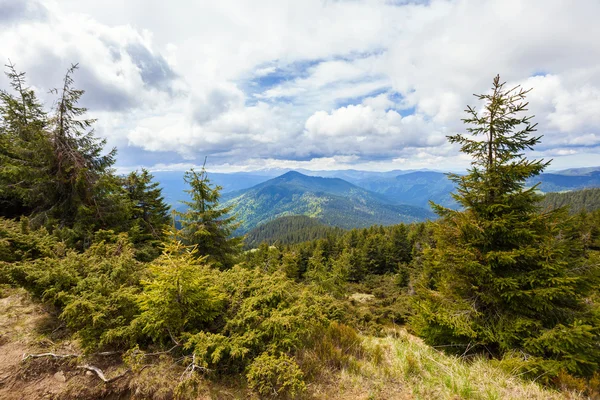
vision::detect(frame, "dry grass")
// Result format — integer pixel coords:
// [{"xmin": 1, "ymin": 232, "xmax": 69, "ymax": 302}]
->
[{"xmin": 310, "ymin": 328, "xmax": 584, "ymax": 400}]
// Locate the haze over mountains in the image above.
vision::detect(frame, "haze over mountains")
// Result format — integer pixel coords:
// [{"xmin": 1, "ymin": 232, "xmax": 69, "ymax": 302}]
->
[{"xmin": 156, "ymin": 166, "xmax": 600, "ymax": 202}]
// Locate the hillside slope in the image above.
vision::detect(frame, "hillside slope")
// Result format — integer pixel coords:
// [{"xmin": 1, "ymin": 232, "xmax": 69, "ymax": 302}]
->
[
  {"xmin": 352, "ymin": 171, "xmax": 458, "ymax": 208},
  {"xmin": 0, "ymin": 288, "xmax": 578, "ymax": 400},
  {"xmin": 530, "ymin": 171, "xmax": 600, "ymax": 192},
  {"xmin": 244, "ymin": 215, "xmax": 343, "ymax": 248}
]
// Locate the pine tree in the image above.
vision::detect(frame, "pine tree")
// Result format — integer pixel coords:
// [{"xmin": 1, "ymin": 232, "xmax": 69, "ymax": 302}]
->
[
  {"xmin": 177, "ymin": 165, "xmax": 242, "ymax": 269},
  {"xmin": 0, "ymin": 61, "xmax": 52, "ymax": 217},
  {"xmin": 46, "ymin": 63, "xmax": 117, "ymax": 226},
  {"xmin": 136, "ymin": 239, "xmax": 225, "ymax": 343},
  {"xmin": 413, "ymin": 75, "xmax": 600, "ymax": 377},
  {"xmin": 123, "ymin": 169, "xmax": 171, "ymax": 240}
]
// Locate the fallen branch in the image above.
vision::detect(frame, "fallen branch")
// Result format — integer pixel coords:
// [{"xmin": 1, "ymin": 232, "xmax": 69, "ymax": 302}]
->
[
  {"xmin": 77, "ymin": 364, "xmax": 130, "ymax": 383},
  {"xmin": 167, "ymin": 328, "xmax": 181, "ymax": 346},
  {"xmin": 180, "ymin": 353, "xmax": 210, "ymax": 381},
  {"xmin": 95, "ymin": 351, "xmax": 122, "ymax": 357},
  {"xmin": 22, "ymin": 352, "xmax": 79, "ymax": 361},
  {"xmin": 22, "ymin": 350, "xmax": 122, "ymax": 361}
]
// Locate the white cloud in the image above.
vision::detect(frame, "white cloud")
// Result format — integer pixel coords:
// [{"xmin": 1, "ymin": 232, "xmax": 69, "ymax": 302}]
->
[
  {"xmin": 304, "ymin": 104, "xmax": 446, "ymax": 157},
  {"xmin": 0, "ymin": 0, "xmax": 599, "ymax": 171}
]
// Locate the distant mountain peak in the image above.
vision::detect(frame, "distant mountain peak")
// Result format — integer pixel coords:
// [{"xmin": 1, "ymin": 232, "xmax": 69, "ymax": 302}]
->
[
  {"xmin": 224, "ymin": 171, "xmax": 434, "ymax": 234},
  {"xmin": 278, "ymin": 170, "xmax": 306, "ymax": 179}
]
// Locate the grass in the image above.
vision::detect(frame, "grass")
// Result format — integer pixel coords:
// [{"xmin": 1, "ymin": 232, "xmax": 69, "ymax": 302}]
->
[{"xmin": 312, "ymin": 328, "xmax": 582, "ymax": 400}]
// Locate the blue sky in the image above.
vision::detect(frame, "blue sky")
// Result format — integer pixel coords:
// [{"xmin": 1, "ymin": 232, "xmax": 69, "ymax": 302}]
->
[{"xmin": 1, "ymin": 0, "xmax": 599, "ymax": 173}]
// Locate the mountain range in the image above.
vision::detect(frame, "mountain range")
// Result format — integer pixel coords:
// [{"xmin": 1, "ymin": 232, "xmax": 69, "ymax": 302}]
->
[
  {"xmin": 153, "ymin": 166, "xmax": 600, "ymax": 234},
  {"xmin": 222, "ymin": 171, "xmax": 435, "ymax": 234}
]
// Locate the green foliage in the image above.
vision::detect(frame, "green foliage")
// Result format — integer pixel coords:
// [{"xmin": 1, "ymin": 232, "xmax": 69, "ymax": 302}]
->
[
  {"xmin": 1, "ymin": 64, "xmax": 171, "ymax": 254},
  {"xmin": 242, "ymin": 222, "xmax": 417, "ymax": 284},
  {"xmin": 7, "ymin": 233, "xmax": 145, "ymax": 350},
  {"xmin": 136, "ymin": 240, "xmax": 225, "ymax": 343},
  {"xmin": 42, "ymin": 63, "xmax": 117, "ymax": 228},
  {"xmin": 246, "ymin": 352, "xmax": 306, "ymax": 398},
  {"xmin": 413, "ymin": 75, "xmax": 600, "ymax": 378},
  {"xmin": 0, "ymin": 61, "xmax": 52, "ymax": 218},
  {"xmin": 185, "ymin": 267, "xmax": 331, "ymax": 373},
  {"xmin": 177, "ymin": 166, "xmax": 242, "ymax": 269},
  {"xmin": 123, "ymin": 169, "xmax": 171, "ymax": 260},
  {"xmin": 0, "ymin": 217, "xmax": 58, "ymax": 264}
]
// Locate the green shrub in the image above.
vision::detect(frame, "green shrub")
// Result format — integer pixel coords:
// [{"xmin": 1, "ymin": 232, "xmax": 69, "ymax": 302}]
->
[
  {"xmin": 184, "ymin": 267, "xmax": 330, "ymax": 373},
  {"xmin": 136, "ymin": 240, "xmax": 226, "ymax": 344},
  {"xmin": 0, "ymin": 217, "xmax": 58, "ymax": 265},
  {"xmin": 6, "ymin": 232, "xmax": 146, "ymax": 350},
  {"xmin": 246, "ymin": 352, "xmax": 306, "ymax": 398}
]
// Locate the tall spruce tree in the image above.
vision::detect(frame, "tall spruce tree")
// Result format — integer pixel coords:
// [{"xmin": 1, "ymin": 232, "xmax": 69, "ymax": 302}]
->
[
  {"xmin": 412, "ymin": 76, "xmax": 599, "ymax": 377},
  {"xmin": 121, "ymin": 169, "xmax": 171, "ymax": 260},
  {"xmin": 47, "ymin": 63, "xmax": 117, "ymax": 227},
  {"xmin": 177, "ymin": 164, "xmax": 242, "ymax": 269},
  {"xmin": 0, "ymin": 62, "xmax": 52, "ymax": 217}
]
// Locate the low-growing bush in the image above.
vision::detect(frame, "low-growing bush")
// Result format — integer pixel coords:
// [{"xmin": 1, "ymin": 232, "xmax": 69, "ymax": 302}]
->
[
  {"xmin": 8, "ymin": 233, "xmax": 146, "ymax": 350},
  {"xmin": 246, "ymin": 352, "xmax": 306, "ymax": 398}
]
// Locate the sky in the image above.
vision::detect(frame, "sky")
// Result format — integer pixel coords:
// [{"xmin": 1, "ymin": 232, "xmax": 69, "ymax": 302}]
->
[{"xmin": 1, "ymin": 0, "xmax": 599, "ymax": 173}]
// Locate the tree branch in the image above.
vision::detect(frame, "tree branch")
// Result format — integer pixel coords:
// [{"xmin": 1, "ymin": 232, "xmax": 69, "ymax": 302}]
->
[{"xmin": 77, "ymin": 364, "xmax": 130, "ymax": 383}]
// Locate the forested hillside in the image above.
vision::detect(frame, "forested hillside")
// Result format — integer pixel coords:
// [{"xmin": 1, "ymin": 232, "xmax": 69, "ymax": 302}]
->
[
  {"xmin": 0, "ymin": 68, "xmax": 598, "ymax": 399},
  {"xmin": 539, "ymin": 188, "xmax": 600, "ymax": 213},
  {"xmin": 350, "ymin": 171, "xmax": 459, "ymax": 208},
  {"xmin": 244, "ymin": 215, "xmax": 343, "ymax": 248}
]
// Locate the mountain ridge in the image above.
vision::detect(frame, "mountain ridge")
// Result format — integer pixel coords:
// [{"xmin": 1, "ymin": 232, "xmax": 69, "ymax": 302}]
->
[{"xmin": 223, "ymin": 171, "xmax": 434, "ymax": 234}]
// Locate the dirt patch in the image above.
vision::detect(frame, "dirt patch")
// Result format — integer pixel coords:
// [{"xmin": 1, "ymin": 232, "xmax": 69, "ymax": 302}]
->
[{"xmin": 0, "ymin": 289, "xmax": 129, "ymax": 399}]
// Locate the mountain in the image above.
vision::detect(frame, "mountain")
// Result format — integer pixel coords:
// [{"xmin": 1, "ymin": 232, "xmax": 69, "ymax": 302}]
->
[
  {"xmin": 151, "ymin": 167, "xmax": 600, "ymax": 212},
  {"xmin": 347, "ymin": 169, "xmax": 600, "ymax": 207},
  {"xmin": 244, "ymin": 215, "xmax": 344, "ymax": 248},
  {"xmin": 150, "ymin": 171, "xmax": 272, "ymax": 206},
  {"xmin": 225, "ymin": 171, "xmax": 434, "ymax": 234},
  {"xmin": 550, "ymin": 166, "xmax": 600, "ymax": 176},
  {"xmin": 527, "ymin": 170, "xmax": 600, "ymax": 192},
  {"xmin": 350, "ymin": 171, "xmax": 458, "ymax": 208}
]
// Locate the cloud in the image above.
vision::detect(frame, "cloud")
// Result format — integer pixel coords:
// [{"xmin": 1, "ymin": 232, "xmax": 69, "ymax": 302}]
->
[
  {"xmin": 0, "ymin": 2, "xmax": 179, "ymax": 113},
  {"xmin": 0, "ymin": 0, "xmax": 598, "ymax": 172},
  {"xmin": 0, "ymin": 0, "xmax": 47, "ymax": 25},
  {"xmin": 303, "ymin": 104, "xmax": 446, "ymax": 158},
  {"xmin": 192, "ymin": 84, "xmax": 245, "ymax": 124},
  {"xmin": 125, "ymin": 43, "xmax": 177, "ymax": 90}
]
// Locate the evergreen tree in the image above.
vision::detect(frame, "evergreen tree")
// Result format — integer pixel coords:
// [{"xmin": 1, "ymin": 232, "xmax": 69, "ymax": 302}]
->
[
  {"xmin": 46, "ymin": 63, "xmax": 117, "ymax": 227},
  {"xmin": 123, "ymin": 169, "xmax": 171, "ymax": 240},
  {"xmin": 0, "ymin": 61, "xmax": 52, "ymax": 217},
  {"xmin": 413, "ymin": 75, "xmax": 599, "ymax": 377},
  {"xmin": 177, "ymin": 165, "xmax": 242, "ymax": 269},
  {"xmin": 136, "ymin": 239, "xmax": 225, "ymax": 343},
  {"xmin": 280, "ymin": 251, "xmax": 301, "ymax": 280},
  {"xmin": 387, "ymin": 224, "xmax": 411, "ymax": 266}
]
